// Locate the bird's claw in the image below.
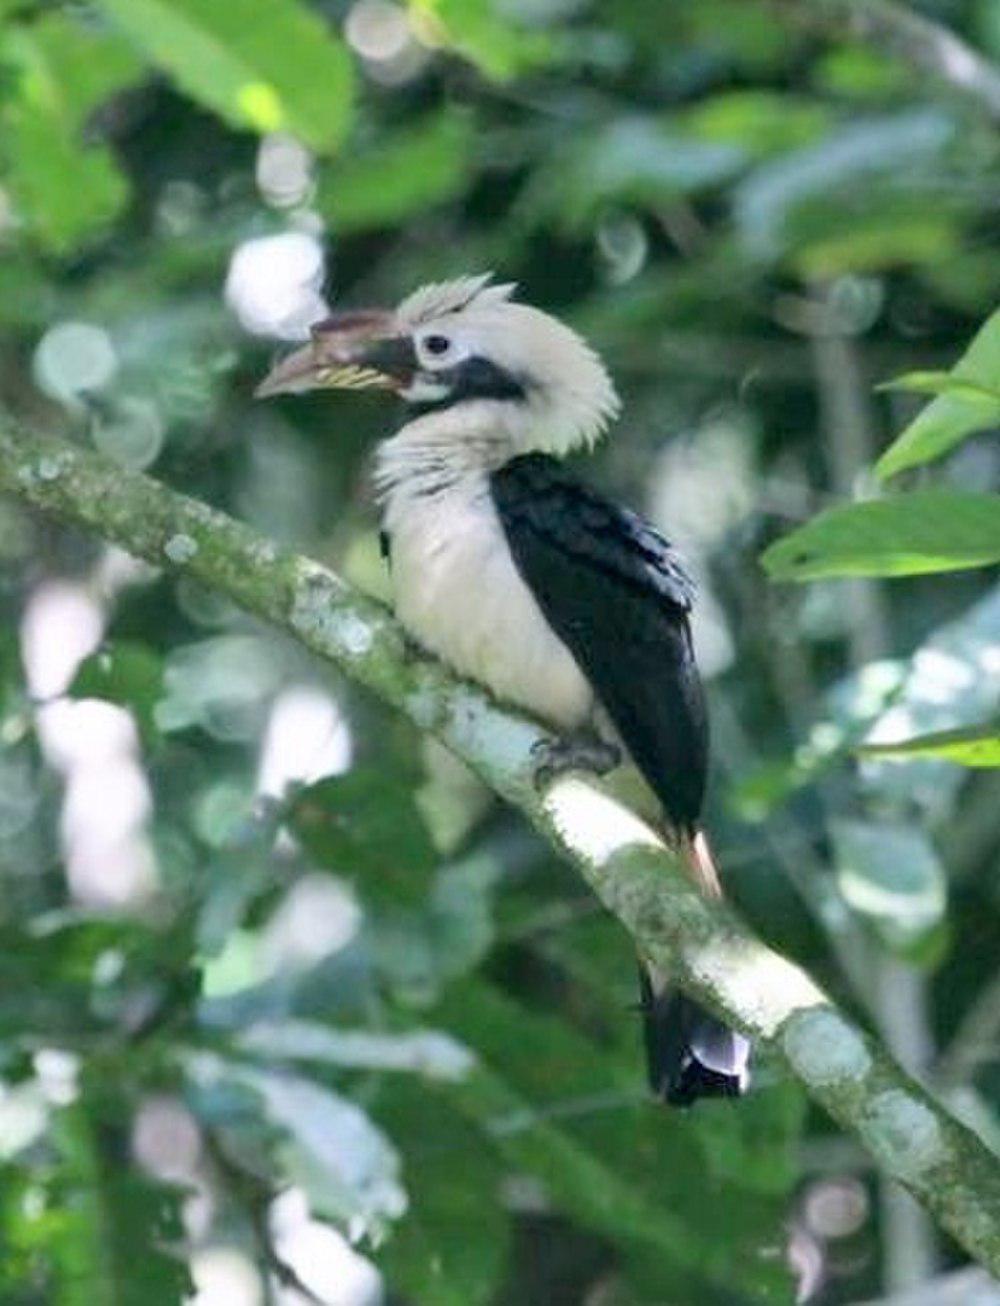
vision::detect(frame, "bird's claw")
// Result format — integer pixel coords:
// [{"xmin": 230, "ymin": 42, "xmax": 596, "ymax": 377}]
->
[{"xmin": 530, "ymin": 733, "xmax": 622, "ymax": 790}]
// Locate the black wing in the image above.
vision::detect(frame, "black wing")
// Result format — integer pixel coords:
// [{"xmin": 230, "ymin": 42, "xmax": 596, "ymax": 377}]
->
[{"xmin": 491, "ymin": 453, "xmax": 708, "ymax": 830}]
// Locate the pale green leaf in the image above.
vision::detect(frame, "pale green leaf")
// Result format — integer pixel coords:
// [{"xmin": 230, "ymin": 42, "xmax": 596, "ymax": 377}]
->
[
  {"xmin": 832, "ymin": 818, "xmax": 947, "ymax": 948},
  {"xmin": 91, "ymin": 0, "xmax": 354, "ymax": 152},
  {"xmin": 188, "ymin": 1054, "xmax": 406, "ymax": 1234},
  {"xmin": 877, "ymin": 307, "xmax": 1000, "ymax": 479},
  {"xmin": 250, "ymin": 1071, "xmax": 405, "ymax": 1230},
  {"xmin": 877, "ymin": 370, "xmax": 1000, "ymax": 405},
  {"xmin": 761, "ymin": 491, "xmax": 1000, "ymax": 580},
  {"xmin": 858, "ymin": 721, "xmax": 1000, "ymax": 767},
  {"xmin": 238, "ymin": 1019, "xmax": 475, "ymax": 1079}
]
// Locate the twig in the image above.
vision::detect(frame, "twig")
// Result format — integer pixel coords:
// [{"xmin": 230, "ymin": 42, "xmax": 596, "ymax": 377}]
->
[
  {"xmin": 2, "ymin": 419, "xmax": 1000, "ymax": 1274},
  {"xmin": 202, "ymin": 1127, "xmax": 331, "ymax": 1306},
  {"xmin": 767, "ymin": 0, "xmax": 1000, "ymax": 123}
]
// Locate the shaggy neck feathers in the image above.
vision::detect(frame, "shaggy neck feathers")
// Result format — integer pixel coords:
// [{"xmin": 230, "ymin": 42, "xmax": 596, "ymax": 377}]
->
[{"xmin": 374, "ymin": 402, "xmax": 521, "ymax": 511}]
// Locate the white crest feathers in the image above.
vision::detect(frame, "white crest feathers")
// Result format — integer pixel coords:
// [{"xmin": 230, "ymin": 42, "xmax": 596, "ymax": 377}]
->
[{"xmin": 396, "ymin": 274, "xmax": 517, "ymax": 328}]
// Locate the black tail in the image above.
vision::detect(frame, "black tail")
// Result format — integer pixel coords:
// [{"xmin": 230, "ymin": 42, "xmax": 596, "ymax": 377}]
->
[{"xmin": 639, "ymin": 969, "xmax": 751, "ymax": 1108}]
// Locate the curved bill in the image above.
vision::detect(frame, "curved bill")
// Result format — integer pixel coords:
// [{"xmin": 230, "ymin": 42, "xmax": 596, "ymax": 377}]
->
[
  {"xmin": 254, "ymin": 308, "xmax": 412, "ymax": 399},
  {"xmin": 254, "ymin": 346, "xmax": 392, "ymax": 398}
]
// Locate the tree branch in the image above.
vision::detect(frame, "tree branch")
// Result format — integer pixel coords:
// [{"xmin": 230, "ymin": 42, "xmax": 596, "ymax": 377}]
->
[
  {"xmin": 2, "ymin": 419, "xmax": 1000, "ymax": 1272},
  {"xmin": 768, "ymin": 0, "xmax": 1000, "ymax": 122}
]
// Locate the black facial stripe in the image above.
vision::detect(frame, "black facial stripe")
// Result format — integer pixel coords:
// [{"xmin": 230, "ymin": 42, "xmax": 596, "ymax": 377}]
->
[{"xmin": 408, "ymin": 354, "xmax": 528, "ymax": 415}]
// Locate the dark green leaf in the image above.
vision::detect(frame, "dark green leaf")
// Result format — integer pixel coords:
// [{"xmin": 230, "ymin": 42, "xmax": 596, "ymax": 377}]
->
[
  {"xmin": 69, "ymin": 642, "xmax": 164, "ymax": 749},
  {"xmin": 290, "ymin": 770, "xmax": 437, "ymax": 906},
  {"xmin": 761, "ymin": 492, "xmax": 1000, "ymax": 580},
  {"xmin": 318, "ymin": 110, "xmax": 474, "ymax": 234},
  {"xmin": 374, "ymin": 1084, "xmax": 510, "ymax": 1306},
  {"xmin": 46, "ymin": 1099, "xmax": 192, "ymax": 1306},
  {"xmin": 435, "ymin": 982, "xmax": 796, "ymax": 1302}
]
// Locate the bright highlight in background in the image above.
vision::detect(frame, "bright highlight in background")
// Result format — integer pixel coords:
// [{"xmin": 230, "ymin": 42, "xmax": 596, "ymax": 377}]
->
[{"xmin": 225, "ymin": 232, "xmax": 328, "ymax": 341}]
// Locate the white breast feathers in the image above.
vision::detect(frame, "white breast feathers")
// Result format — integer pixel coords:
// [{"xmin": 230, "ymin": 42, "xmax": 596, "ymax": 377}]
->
[{"xmin": 379, "ymin": 461, "xmax": 593, "ymax": 732}]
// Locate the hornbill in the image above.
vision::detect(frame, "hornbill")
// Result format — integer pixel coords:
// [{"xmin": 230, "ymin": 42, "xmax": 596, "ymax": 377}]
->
[{"xmin": 256, "ymin": 275, "xmax": 751, "ymax": 1106}]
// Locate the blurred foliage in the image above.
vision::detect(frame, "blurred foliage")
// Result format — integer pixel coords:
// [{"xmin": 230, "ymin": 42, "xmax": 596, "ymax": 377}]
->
[{"xmin": 0, "ymin": 0, "xmax": 998, "ymax": 1303}]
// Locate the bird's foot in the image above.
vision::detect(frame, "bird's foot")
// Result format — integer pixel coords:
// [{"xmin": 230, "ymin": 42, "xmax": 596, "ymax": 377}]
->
[{"xmin": 531, "ymin": 732, "xmax": 622, "ymax": 790}]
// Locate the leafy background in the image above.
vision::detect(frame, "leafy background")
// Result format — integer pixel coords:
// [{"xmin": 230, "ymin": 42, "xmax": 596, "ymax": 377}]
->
[{"xmin": 0, "ymin": 0, "xmax": 998, "ymax": 1302}]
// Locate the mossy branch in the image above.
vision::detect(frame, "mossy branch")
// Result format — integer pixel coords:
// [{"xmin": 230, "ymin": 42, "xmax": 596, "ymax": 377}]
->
[
  {"xmin": 2, "ymin": 419, "xmax": 1000, "ymax": 1271},
  {"xmin": 769, "ymin": 0, "xmax": 1000, "ymax": 122}
]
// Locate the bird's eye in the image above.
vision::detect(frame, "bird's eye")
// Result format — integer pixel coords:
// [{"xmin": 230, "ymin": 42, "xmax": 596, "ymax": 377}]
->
[{"xmin": 423, "ymin": 334, "xmax": 451, "ymax": 356}]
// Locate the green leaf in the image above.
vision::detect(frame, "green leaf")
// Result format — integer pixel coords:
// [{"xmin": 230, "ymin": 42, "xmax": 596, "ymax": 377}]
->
[
  {"xmin": 877, "ymin": 370, "xmax": 1000, "ymax": 405},
  {"xmin": 683, "ymin": 90, "xmax": 832, "ymax": 160},
  {"xmin": 0, "ymin": 18, "xmax": 141, "ymax": 252},
  {"xmin": 761, "ymin": 492, "xmax": 1000, "ymax": 580},
  {"xmin": 734, "ymin": 109, "xmax": 954, "ymax": 262},
  {"xmin": 791, "ymin": 207, "xmax": 959, "ymax": 279},
  {"xmin": 521, "ymin": 118, "xmax": 744, "ymax": 231},
  {"xmin": 858, "ymin": 721, "xmax": 1000, "ymax": 768},
  {"xmin": 69, "ymin": 641, "xmax": 165, "ymax": 749},
  {"xmin": 409, "ymin": 0, "xmax": 555, "ymax": 79},
  {"xmin": 46, "ymin": 1098, "xmax": 192, "ymax": 1306},
  {"xmin": 831, "ymin": 818, "xmax": 947, "ymax": 949},
  {"xmin": 317, "ymin": 110, "xmax": 474, "ymax": 234},
  {"xmin": 90, "ymin": 0, "xmax": 354, "ymax": 153},
  {"xmin": 374, "ymin": 1084, "xmax": 510, "ymax": 1306},
  {"xmin": 435, "ymin": 982, "xmax": 796, "ymax": 1301},
  {"xmin": 812, "ymin": 42, "xmax": 908, "ymax": 99},
  {"xmin": 363, "ymin": 851, "xmax": 501, "ymax": 1003},
  {"xmin": 290, "ymin": 769, "xmax": 438, "ymax": 907},
  {"xmin": 877, "ymin": 307, "xmax": 1000, "ymax": 479}
]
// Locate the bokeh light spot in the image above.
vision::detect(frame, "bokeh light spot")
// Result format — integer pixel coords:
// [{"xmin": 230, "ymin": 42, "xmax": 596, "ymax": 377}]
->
[
  {"xmin": 225, "ymin": 232, "xmax": 328, "ymax": 341},
  {"xmin": 33, "ymin": 322, "xmax": 117, "ymax": 408}
]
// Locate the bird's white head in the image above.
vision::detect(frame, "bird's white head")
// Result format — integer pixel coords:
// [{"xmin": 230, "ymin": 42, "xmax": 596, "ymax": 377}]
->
[{"xmin": 256, "ymin": 274, "xmax": 620, "ymax": 459}]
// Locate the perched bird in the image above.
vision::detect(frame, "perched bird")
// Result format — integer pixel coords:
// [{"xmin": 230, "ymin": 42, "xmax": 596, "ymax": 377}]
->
[{"xmin": 257, "ymin": 275, "xmax": 751, "ymax": 1106}]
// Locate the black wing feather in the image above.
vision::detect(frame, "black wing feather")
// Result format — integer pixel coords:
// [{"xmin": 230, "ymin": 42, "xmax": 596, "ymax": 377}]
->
[{"xmin": 491, "ymin": 453, "xmax": 708, "ymax": 830}]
